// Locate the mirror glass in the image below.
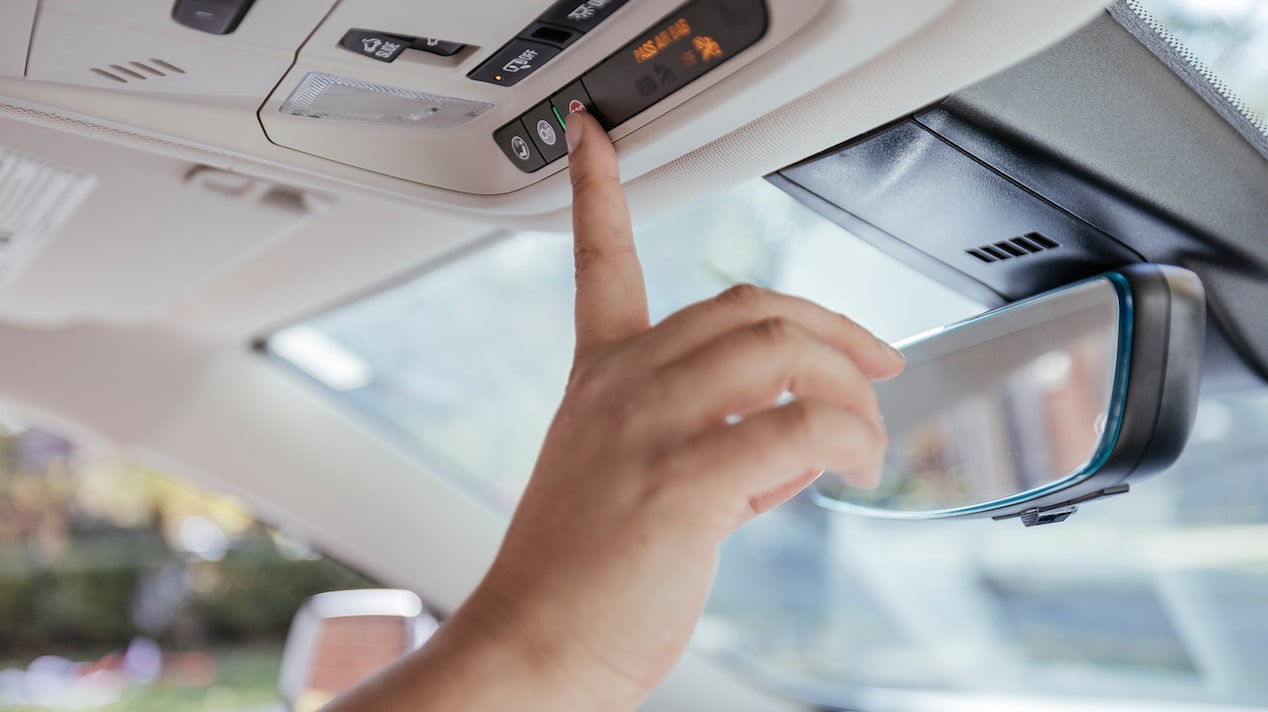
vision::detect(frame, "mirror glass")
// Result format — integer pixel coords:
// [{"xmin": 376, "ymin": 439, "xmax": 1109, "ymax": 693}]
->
[
  {"xmin": 812, "ymin": 276, "xmax": 1127, "ymax": 516},
  {"xmin": 280, "ymin": 589, "xmax": 437, "ymax": 712},
  {"xmin": 295, "ymin": 616, "xmax": 410, "ymax": 710}
]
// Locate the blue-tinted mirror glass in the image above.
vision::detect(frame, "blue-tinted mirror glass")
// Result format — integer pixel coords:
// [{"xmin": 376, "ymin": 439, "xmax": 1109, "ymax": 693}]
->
[{"xmin": 812, "ymin": 277, "xmax": 1126, "ymax": 516}]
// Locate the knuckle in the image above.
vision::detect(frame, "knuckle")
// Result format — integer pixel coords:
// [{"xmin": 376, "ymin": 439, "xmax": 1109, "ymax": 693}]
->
[
  {"xmin": 716, "ymin": 283, "xmax": 769, "ymax": 310},
  {"xmin": 783, "ymin": 401, "xmax": 822, "ymax": 448},
  {"xmin": 835, "ymin": 312, "xmax": 864, "ymax": 335},
  {"xmin": 643, "ymin": 445, "xmax": 697, "ymax": 500},
  {"xmin": 646, "ymin": 447, "xmax": 687, "ymax": 482},
  {"xmin": 573, "ymin": 239, "xmax": 635, "ymax": 279},
  {"xmin": 569, "ymin": 169, "xmax": 599, "ymax": 194},
  {"xmin": 566, "ymin": 356, "xmax": 610, "ymax": 399},
  {"xmin": 751, "ymin": 316, "xmax": 799, "ymax": 347},
  {"xmin": 572, "ymin": 243, "xmax": 603, "ymax": 279}
]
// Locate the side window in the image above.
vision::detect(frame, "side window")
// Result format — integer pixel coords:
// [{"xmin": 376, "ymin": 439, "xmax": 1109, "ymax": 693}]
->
[{"xmin": 0, "ymin": 420, "xmax": 379, "ymax": 710}]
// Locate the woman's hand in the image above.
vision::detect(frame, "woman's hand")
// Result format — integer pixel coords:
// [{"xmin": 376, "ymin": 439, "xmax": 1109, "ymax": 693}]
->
[{"xmin": 324, "ymin": 110, "xmax": 904, "ymax": 712}]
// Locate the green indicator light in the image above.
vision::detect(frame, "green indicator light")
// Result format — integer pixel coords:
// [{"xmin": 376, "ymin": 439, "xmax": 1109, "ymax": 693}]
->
[{"xmin": 552, "ymin": 105, "xmax": 566, "ymax": 128}]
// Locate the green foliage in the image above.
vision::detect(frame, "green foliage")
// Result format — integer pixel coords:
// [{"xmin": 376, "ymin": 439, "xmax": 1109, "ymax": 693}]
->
[
  {"xmin": 0, "ymin": 533, "xmax": 376, "ymax": 658},
  {"xmin": 191, "ymin": 546, "xmax": 377, "ymax": 643}
]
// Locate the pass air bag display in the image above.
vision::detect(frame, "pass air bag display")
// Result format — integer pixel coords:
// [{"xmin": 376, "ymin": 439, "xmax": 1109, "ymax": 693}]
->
[
  {"xmin": 494, "ymin": 0, "xmax": 769, "ymax": 172},
  {"xmin": 582, "ymin": 0, "xmax": 768, "ymax": 127}
]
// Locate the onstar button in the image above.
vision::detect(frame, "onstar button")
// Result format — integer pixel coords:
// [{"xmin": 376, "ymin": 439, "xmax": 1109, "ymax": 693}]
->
[
  {"xmin": 469, "ymin": 39, "xmax": 561, "ymax": 87},
  {"xmin": 538, "ymin": 0, "xmax": 630, "ymax": 34},
  {"xmin": 494, "ymin": 120, "xmax": 547, "ymax": 172},
  {"xmin": 521, "ymin": 101, "xmax": 568, "ymax": 162}
]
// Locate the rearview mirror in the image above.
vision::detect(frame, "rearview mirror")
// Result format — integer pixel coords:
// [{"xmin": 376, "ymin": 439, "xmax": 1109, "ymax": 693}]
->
[
  {"xmin": 278, "ymin": 589, "xmax": 438, "ymax": 712},
  {"xmin": 812, "ymin": 265, "xmax": 1205, "ymax": 526}
]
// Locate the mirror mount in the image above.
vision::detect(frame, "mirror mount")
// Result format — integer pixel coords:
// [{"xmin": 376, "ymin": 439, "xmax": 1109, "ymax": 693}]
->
[{"xmin": 995, "ymin": 484, "xmax": 1131, "ymax": 528}]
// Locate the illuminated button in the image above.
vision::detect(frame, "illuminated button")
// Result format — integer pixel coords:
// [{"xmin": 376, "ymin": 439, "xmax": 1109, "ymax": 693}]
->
[
  {"xmin": 538, "ymin": 0, "xmax": 630, "ymax": 34},
  {"xmin": 582, "ymin": 0, "xmax": 768, "ymax": 126},
  {"xmin": 521, "ymin": 101, "xmax": 568, "ymax": 162},
  {"xmin": 468, "ymin": 39, "xmax": 561, "ymax": 87},
  {"xmin": 550, "ymin": 80, "xmax": 611, "ymax": 130},
  {"xmin": 494, "ymin": 120, "xmax": 547, "ymax": 172}
]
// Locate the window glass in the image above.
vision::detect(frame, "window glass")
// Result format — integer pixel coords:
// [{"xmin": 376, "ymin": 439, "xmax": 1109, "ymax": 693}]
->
[
  {"xmin": 1133, "ymin": 0, "xmax": 1268, "ymax": 130},
  {"xmin": 0, "ymin": 417, "xmax": 378, "ymax": 711},
  {"xmin": 700, "ymin": 391, "xmax": 1268, "ymax": 706},
  {"xmin": 270, "ymin": 180, "xmax": 983, "ymax": 507},
  {"xmin": 271, "ymin": 176, "xmax": 1268, "ymax": 706}
]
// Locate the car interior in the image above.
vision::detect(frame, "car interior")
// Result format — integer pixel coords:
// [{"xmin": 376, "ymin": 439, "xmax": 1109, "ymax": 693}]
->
[{"xmin": 2, "ymin": 0, "xmax": 1268, "ymax": 710}]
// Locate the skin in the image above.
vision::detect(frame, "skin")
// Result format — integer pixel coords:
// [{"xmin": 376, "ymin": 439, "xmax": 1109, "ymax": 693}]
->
[{"xmin": 324, "ymin": 111, "xmax": 905, "ymax": 712}]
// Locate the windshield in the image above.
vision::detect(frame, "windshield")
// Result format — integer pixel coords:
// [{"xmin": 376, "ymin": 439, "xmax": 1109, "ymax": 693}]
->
[
  {"xmin": 270, "ymin": 179, "xmax": 983, "ymax": 508},
  {"xmin": 1132, "ymin": 0, "xmax": 1268, "ymax": 133},
  {"xmin": 271, "ymin": 172, "xmax": 1268, "ymax": 706}
]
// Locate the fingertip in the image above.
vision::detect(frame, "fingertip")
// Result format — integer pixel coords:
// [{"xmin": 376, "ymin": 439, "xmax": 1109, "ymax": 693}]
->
[
  {"xmin": 566, "ymin": 111, "xmax": 620, "ymax": 192},
  {"xmin": 882, "ymin": 341, "xmax": 906, "ymax": 367},
  {"xmin": 565, "ymin": 110, "xmax": 586, "ymax": 153},
  {"xmin": 565, "ymin": 110, "xmax": 607, "ymax": 155},
  {"xmin": 836, "ymin": 462, "xmax": 883, "ymax": 491},
  {"xmin": 875, "ymin": 349, "xmax": 907, "ymax": 381},
  {"xmin": 858, "ymin": 341, "xmax": 905, "ymax": 382}
]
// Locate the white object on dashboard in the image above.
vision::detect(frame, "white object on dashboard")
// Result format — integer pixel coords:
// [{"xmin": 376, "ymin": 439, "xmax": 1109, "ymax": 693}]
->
[{"xmin": 0, "ymin": 147, "xmax": 96, "ymax": 290}]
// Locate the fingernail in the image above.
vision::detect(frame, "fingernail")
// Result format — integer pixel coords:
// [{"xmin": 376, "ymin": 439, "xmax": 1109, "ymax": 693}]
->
[
  {"xmin": 883, "ymin": 342, "xmax": 906, "ymax": 365},
  {"xmin": 565, "ymin": 112, "xmax": 584, "ymax": 152}
]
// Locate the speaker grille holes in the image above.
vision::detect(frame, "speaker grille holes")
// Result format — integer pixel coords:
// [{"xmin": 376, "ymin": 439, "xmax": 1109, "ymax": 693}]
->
[
  {"xmin": 149, "ymin": 59, "xmax": 186, "ymax": 75},
  {"xmin": 967, "ymin": 233, "xmax": 1060, "ymax": 264},
  {"xmin": 109, "ymin": 64, "xmax": 148, "ymax": 80},
  {"xmin": 89, "ymin": 59, "xmax": 185, "ymax": 83},
  {"xmin": 129, "ymin": 61, "xmax": 165, "ymax": 77},
  {"xmin": 90, "ymin": 68, "xmax": 128, "ymax": 83}
]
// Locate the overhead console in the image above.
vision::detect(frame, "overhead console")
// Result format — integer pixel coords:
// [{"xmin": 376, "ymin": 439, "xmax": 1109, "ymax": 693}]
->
[
  {"xmin": 0, "ymin": 0, "xmax": 1117, "ymax": 220},
  {"xmin": 257, "ymin": 0, "xmax": 844, "ymax": 196}
]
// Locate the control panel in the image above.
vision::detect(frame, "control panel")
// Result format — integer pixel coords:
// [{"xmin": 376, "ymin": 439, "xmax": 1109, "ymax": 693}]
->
[
  {"xmin": 493, "ymin": 0, "xmax": 768, "ymax": 172},
  {"xmin": 256, "ymin": 0, "xmax": 949, "ymax": 198},
  {"xmin": 339, "ymin": 30, "xmax": 467, "ymax": 62}
]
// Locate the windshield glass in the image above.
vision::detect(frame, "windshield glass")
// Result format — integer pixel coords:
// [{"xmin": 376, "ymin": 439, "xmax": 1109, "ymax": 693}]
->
[
  {"xmin": 1133, "ymin": 0, "xmax": 1268, "ymax": 131},
  {"xmin": 272, "ymin": 175, "xmax": 1268, "ymax": 706},
  {"xmin": 270, "ymin": 180, "xmax": 983, "ymax": 508}
]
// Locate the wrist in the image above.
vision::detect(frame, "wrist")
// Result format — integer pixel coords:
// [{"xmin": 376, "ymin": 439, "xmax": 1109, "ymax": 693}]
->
[{"xmin": 456, "ymin": 567, "xmax": 647, "ymax": 712}]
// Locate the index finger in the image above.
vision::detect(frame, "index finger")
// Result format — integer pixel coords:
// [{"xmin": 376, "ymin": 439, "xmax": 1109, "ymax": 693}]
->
[{"xmin": 566, "ymin": 110, "xmax": 650, "ymax": 353}]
